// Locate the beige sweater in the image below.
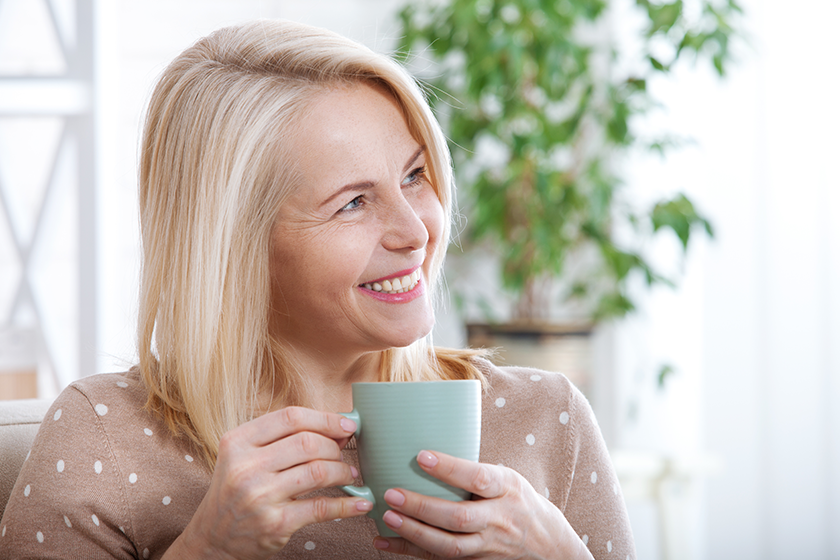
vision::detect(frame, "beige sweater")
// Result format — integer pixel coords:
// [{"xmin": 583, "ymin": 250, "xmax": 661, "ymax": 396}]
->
[{"xmin": 1, "ymin": 361, "xmax": 635, "ymax": 559}]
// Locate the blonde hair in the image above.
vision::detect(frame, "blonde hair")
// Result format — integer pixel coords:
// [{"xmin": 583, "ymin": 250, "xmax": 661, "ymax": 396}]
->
[{"xmin": 137, "ymin": 20, "xmax": 486, "ymax": 467}]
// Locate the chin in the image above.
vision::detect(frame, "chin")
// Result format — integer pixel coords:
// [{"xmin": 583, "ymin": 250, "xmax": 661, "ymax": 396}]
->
[{"xmin": 383, "ymin": 321, "xmax": 435, "ymax": 350}]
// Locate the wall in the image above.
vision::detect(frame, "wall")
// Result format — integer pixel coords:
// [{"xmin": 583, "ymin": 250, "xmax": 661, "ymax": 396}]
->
[{"xmin": 613, "ymin": 0, "xmax": 840, "ymax": 558}]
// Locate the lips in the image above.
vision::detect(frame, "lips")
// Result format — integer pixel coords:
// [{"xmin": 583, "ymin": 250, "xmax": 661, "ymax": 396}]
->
[{"xmin": 360, "ymin": 269, "xmax": 421, "ymax": 295}]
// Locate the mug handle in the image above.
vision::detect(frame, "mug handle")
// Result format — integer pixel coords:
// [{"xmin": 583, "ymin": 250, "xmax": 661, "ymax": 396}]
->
[{"xmin": 338, "ymin": 410, "xmax": 375, "ymax": 506}]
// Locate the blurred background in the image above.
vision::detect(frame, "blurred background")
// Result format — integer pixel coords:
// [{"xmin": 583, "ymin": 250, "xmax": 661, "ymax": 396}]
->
[{"xmin": 0, "ymin": 0, "xmax": 837, "ymax": 558}]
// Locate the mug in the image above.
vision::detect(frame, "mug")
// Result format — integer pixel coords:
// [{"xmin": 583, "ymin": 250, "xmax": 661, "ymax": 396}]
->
[{"xmin": 339, "ymin": 379, "xmax": 481, "ymax": 537}]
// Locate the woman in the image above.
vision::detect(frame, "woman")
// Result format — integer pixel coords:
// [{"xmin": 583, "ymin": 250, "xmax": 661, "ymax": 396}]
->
[{"xmin": 0, "ymin": 20, "xmax": 635, "ymax": 559}]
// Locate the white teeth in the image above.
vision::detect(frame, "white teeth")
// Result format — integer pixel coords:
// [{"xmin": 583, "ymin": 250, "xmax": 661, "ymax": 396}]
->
[{"xmin": 364, "ymin": 270, "xmax": 421, "ymax": 295}]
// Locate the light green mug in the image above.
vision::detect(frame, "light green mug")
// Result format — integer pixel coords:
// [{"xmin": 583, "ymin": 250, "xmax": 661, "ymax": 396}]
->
[{"xmin": 340, "ymin": 379, "xmax": 482, "ymax": 537}]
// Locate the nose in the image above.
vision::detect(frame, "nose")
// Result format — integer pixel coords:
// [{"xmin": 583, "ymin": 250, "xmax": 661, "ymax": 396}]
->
[{"xmin": 380, "ymin": 190, "xmax": 430, "ymax": 253}]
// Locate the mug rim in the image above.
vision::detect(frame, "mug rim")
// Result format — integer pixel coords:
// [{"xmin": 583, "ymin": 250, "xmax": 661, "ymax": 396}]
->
[{"xmin": 350, "ymin": 379, "xmax": 480, "ymax": 386}]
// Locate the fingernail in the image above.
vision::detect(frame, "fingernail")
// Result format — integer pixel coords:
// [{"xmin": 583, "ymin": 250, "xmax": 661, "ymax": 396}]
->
[
  {"xmin": 374, "ymin": 538, "xmax": 390, "ymax": 550},
  {"xmin": 350, "ymin": 466, "xmax": 359, "ymax": 479},
  {"xmin": 383, "ymin": 510, "xmax": 403, "ymax": 528},
  {"xmin": 356, "ymin": 500, "xmax": 373, "ymax": 512},
  {"xmin": 384, "ymin": 489, "xmax": 405, "ymax": 507},
  {"xmin": 340, "ymin": 417, "xmax": 357, "ymax": 432},
  {"xmin": 417, "ymin": 450, "xmax": 438, "ymax": 468}
]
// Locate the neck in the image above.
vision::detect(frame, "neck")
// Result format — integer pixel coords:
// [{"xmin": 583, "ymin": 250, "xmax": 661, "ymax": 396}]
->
[{"xmin": 270, "ymin": 344, "xmax": 382, "ymax": 413}]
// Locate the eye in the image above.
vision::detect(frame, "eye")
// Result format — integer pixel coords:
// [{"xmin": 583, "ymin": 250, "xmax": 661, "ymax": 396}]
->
[
  {"xmin": 402, "ymin": 166, "xmax": 427, "ymax": 187},
  {"xmin": 340, "ymin": 195, "xmax": 364, "ymax": 212}
]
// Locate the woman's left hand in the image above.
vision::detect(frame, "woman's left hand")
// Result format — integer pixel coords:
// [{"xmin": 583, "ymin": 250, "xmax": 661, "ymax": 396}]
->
[{"xmin": 373, "ymin": 450, "xmax": 594, "ymax": 560}]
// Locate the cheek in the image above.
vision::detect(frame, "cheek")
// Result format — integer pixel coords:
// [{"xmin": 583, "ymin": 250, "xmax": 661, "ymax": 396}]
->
[
  {"xmin": 422, "ymin": 192, "xmax": 446, "ymax": 251},
  {"xmin": 272, "ymin": 226, "xmax": 369, "ymax": 297}
]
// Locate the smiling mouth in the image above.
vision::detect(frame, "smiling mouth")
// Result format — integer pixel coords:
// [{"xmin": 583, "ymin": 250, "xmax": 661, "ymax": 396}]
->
[{"xmin": 360, "ymin": 269, "xmax": 421, "ymax": 294}]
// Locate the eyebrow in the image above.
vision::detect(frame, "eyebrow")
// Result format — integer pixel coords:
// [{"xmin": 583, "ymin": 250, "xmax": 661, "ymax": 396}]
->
[{"xmin": 319, "ymin": 145, "xmax": 427, "ymax": 209}]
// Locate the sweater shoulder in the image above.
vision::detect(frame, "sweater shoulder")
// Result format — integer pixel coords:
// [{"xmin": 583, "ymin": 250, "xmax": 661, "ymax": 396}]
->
[{"xmin": 474, "ymin": 357, "xmax": 584, "ymax": 415}]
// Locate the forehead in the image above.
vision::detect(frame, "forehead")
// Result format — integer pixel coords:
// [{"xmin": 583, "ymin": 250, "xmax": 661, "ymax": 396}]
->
[{"xmin": 296, "ymin": 81, "xmax": 418, "ymax": 168}]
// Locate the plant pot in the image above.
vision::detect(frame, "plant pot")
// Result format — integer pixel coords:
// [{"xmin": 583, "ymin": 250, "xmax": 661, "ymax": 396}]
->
[{"xmin": 467, "ymin": 322, "xmax": 593, "ymax": 397}]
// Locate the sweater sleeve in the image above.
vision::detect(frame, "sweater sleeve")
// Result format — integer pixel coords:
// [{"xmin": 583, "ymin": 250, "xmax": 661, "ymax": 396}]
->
[
  {"xmin": 0, "ymin": 384, "xmax": 137, "ymax": 559},
  {"xmin": 562, "ymin": 383, "xmax": 636, "ymax": 560}
]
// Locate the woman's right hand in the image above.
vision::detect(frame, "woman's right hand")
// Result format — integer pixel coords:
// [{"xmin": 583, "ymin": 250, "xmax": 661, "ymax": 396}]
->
[{"xmin": 162, "ymin": 406, "xmax": 372, "ymax": 560}]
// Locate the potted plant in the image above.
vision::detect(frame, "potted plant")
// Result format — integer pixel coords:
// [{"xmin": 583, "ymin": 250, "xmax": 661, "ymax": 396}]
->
[{"xmin": 396, "ymin": 0, "xmax": 741, "ymax": 392}]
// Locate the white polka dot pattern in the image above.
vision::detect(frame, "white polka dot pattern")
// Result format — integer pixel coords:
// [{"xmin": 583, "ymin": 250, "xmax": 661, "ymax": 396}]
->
[{"xmin": 1, "ymin": 368, "xmax": 633, "ymax": 557}]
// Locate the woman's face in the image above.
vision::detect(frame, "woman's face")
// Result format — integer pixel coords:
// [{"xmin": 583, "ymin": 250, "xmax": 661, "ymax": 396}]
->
[{"xmin": 269, "ymin": 82, "xmax": 445, "ymax": 359}]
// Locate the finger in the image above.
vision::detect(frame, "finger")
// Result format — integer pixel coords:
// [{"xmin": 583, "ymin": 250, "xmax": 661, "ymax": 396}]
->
[
  {"xmin": 377, "ymin": 510, "xmax": 484, "ymax": 558},
  {"xmin": 383, "ymin": 488, "xmax": 487, "ymax": 534},
  {"xmin": 273, "ymin": 459, "xmax": 359, "ymax": 499},
  {"xmin": 281, "ymin": 496, "xmax": 374, "ymax": 534},
  {"xmin": 416, "ymin": 450, "xmax": 508, "ymax": 499},
  {"xmin": 241, "ymin": 406, "xmax": 357, "ymax": 447},
  {"xmin": 264, "ymin": 431, "xmax": 344, "ymax": 472}
]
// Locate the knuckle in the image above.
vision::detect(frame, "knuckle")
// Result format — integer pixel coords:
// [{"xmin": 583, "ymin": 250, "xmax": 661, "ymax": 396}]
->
[
  {"xmin": 269, "ymin": 508, "xmax": 287, "ymax": 532},
  {"xmin": 407, "ymin": 524, "xmax": 426, "ymax": 545},
  {"xmin": 311, "ymin": 496, "xmax": 331, "ymax": 523},
  {"xmin": 471, "ymin": 465, "xmax": 494, "ymax": 493},
  {"xmin": 226, "ymin": 463, "xmax": 249, "ymax": 487},
  {"xmin": 442, "ymin": 539, "xmax": 465, "ymax": 558},
  {"xmin": 297, "ymin": 431, "xmax": 319, "ymax": 457},
  {"xmin": 218, "ymin": 431, "xmax": 238, "ymax": 456},
  {"xmin": 451, "ymin": 506, "xmax": 475, "ymax": 532},
  {"xmin": 306, "ymin": 460, "xmax": 328, "ymax": 485},
  {"xmin": 413, "ymin": 496, "xmax": 432, "ymax": 519},
  {"xmin": 281, "ymin": 406, "xmax": 307, "ymax": 430}
]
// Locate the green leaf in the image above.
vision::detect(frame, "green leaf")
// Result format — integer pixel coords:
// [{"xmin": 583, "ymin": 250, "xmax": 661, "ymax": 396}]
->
[
  {"xmin": 651, "ymin": 193, "xmax": 714, "ymax": 250},
  {"xmin": 397, "ymin": 0, "xmax": 740, "ymax": 323},
  {"xmin": 645, "ymin": 0, "xmax": 683, "ymax": 36},
  {"xmin": 648, "ymin": 55, "xmax": 668, "ymax": 72},
  {"xmin": 657, "ymin": 363, "xmax": 676, "ymax": 389}
]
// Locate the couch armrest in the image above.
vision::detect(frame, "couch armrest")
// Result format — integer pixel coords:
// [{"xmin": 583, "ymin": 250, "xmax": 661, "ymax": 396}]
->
[{"xmin": 0, "ymin": 398, "xmax": 53, "ymax": 515}]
